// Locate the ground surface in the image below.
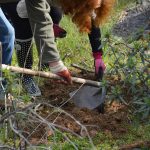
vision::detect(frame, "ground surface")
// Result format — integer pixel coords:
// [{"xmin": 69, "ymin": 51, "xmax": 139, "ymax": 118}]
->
[
  {"xmin": 42, "ymin": 79, "xmax": 129, "ymax": 136},
  {"xmin": 1, "ymin": 3, "xmax": 149, "ymax": 148},
  {"xmin": 23, "ymin": 71, "xmax": 130, "ymax": 144},
  {"xmin": 22, "ymin": 4, "xmax": 150, "ymax": 144}
]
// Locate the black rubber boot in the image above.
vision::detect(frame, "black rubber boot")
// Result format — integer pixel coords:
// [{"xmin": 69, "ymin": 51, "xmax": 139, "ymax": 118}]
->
[{"xmin": 15, "ymin": 39, "xmax": 41, "ymax": 96}]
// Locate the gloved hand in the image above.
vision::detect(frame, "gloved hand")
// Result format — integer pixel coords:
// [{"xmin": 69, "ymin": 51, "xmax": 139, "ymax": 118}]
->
[
  {"xmin": 53, "ymin": 24, "xmax": 67, "ymax": 38},
  {"xmin": 49, "ymin": 60, "xmax": 72, "ymax": 84},
  {"xmin": 93, "ymin": 52, "xmax": 106, "ymax": 80}
]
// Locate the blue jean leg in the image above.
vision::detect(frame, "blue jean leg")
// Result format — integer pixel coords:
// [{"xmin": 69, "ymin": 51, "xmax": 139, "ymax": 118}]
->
[{"xmin": 0, "ymin": 8, "xmax": 15, "ymax": 65}]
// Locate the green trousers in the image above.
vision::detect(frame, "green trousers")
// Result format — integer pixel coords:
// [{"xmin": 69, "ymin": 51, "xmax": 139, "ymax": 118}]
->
[{"xmin": 25, "ymin": 0, "xmax": 60, "ymax": 64}]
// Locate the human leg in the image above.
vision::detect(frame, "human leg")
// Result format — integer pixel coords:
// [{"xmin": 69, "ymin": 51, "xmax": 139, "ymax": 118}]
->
[
  {"xmin": 0, "ymin": 8, "xmax": 14, "ymax": 65},
  {"xmin": 15, "ymin": 39, "xmax": 41, "ymax": 96},
  {"xmin": 1, "ymin": 3, "xmax": 41, "ymax": 96},
  {"xmin": 0, "ymin": 8, "xmax": 15, "ymax": 101}
]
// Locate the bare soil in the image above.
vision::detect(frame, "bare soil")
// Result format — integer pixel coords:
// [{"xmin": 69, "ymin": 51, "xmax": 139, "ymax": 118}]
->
[{"xmin": 23, "ymin": 71, "xmax": 131, "ymax": 144}]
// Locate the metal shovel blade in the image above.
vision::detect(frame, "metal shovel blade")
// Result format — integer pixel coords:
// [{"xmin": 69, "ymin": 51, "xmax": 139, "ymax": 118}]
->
[{"xmin": 70, "ymin": 85, "xmax": 106, "ymax": 109}]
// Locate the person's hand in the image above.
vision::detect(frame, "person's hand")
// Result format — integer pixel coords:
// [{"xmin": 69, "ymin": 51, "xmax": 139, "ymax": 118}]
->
[
  {"xmin": 94, "ymin": 57, "xmax": 106, "ymax": 74},
  {"xmin": 57, "ymin": 69, "xmax": 72, "ymax": 84},
  {"xmin": 94, "ymin": 58, "xmax": 106, "ymax": 80},
  {"xmin": 49, "ymin": 60, "xmax": 72, "ymax": 84},
  {"xmin": 93, "ymin": 52, "xmax": 106, "ymax": 80},
  {"xmin": 53, "ymin": 24, "xmax": 67, "ymax": 38}
]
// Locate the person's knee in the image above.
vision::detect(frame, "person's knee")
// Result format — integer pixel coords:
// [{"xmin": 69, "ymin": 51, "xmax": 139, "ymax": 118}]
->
[
  {"xmin": 0, "ymin": 23, "xmax": 14, "ymax": 42},
  {"xmin": 7, "ymin": 25, "xmax": 15, "ymax": 40},
  {"xmin": 2, "ymin": 21, "xmax": 15, "ymax": 40}
]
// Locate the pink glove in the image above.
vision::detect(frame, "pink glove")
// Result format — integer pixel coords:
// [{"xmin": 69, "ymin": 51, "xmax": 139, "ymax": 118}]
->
[
  {"xmin": 93, "ymin": 52, "xmax": 106, "ymax": 80},
  {"xmin": 53, "ymin": 24, "xmax": 67, "ymax": 38}
]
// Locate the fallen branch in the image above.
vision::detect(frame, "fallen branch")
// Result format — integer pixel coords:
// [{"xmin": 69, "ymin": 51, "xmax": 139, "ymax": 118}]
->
[
  {"xmin": 0, "ymin": 145, "xmax": 14, "ymax": 150},
  {"xmin": 2, "ymin": 64, "xmax": 101, "ymax": 87},
  {"xmin": 0, "ymin": 103, "xmax": 35, "ymax": 124},
  {"xmin": 119, "ymin": 140, "xmax": 150, "ymax": 150},
  {"xmin": 71, "ymin": 63, "xmax": 94, "ymax": 73}
]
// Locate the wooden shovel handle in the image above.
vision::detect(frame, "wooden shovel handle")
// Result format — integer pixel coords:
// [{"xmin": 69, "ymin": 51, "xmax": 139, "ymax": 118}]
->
[{"xmin": 2, "ymin": 64, "xmax": 101, "ymax": 87}]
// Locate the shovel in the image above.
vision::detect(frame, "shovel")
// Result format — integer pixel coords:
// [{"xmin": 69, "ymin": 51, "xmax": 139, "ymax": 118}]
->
[
  {"xmin": 70, "ymin": 66, "xmax": 106, "ymax": 112},
  {"xmin": 1, "ymin": 64, "xmax": 106, "ymax": 110}
]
